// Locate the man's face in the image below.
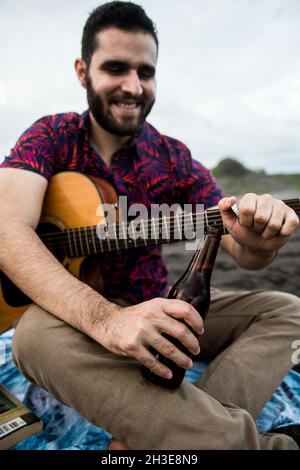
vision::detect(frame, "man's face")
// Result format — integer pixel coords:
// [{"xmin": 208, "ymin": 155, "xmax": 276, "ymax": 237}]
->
[{"xmin": 85, "ymin": 28, "xmax": 157, "ymax": 136}]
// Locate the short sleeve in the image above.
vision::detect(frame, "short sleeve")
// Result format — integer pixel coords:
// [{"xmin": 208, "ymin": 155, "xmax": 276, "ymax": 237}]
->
[
  {"xmin": 173, "ymin": 144, "xmax": 223, "ymax": 210},
  {"xmin": 187, "ymin": 159, "xmax": 224, "ymax": 209},
  {"xmin": 0, "ymin": 116, "xmax": 58, "ymax": 180}
]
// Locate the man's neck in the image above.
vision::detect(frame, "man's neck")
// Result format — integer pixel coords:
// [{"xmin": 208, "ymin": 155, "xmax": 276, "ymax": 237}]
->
[{"xmin": 89, "ymin": 111, "xmax": 131, "ymax": 168}]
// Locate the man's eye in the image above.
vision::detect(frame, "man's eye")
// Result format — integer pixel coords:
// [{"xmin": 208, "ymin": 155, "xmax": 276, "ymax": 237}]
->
[
  {"xmin": 107, "ymin": 67, "xmax": 125, "ymax": 75},
  {"xmin": 138, "ymin": 68, "xmax": 155, "ymax": 79}
]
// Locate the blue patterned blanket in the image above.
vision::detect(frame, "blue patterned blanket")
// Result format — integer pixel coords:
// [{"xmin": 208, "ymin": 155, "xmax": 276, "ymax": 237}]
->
[{"xmin": 1, "ymin": 328, "xmax": 300, "ymax": 450}]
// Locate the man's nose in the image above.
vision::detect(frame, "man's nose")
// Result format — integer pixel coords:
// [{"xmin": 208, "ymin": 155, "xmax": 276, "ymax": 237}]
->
[{"xmin": 120, "ymin": 70, "xmax": 143, "ymax": 96}]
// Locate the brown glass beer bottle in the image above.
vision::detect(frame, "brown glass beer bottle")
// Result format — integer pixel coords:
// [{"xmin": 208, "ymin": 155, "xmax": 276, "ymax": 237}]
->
[{"xmin": 141, "ymin": 226, "xmax": 222, "ymax": 389}]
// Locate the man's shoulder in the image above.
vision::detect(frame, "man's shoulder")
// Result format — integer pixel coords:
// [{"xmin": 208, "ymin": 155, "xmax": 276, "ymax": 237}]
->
[
  {"xmin": 143, "ymin": 122, "xmax": 193, "ymax": 177},
  {"xmin": 144, "ymin": 122, "xmax": 190, "ymax": 154},
  {"xmin": 32, "ymin": 111, "xmax": 84, "ymax": 132}
]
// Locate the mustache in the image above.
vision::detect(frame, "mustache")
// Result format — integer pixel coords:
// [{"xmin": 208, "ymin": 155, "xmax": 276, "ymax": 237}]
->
[{"xmin": 108, "ymin": 94, "xmax": 145, "ymax": 106}]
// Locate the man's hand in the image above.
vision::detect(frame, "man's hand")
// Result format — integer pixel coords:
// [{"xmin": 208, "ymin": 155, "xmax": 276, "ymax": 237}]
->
[
  {"xmin": 88, "ymin": 298, "xmax": 203, "ymax": 380},
  {"xmin": 219, "ymin": 193, "xmax": 299, "ymax": 255}
]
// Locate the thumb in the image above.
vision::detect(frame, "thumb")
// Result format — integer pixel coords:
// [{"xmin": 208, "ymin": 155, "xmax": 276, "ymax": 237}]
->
[{"xmin": 218, "ymin": 196, "xmax": 238, "ymax": 230}]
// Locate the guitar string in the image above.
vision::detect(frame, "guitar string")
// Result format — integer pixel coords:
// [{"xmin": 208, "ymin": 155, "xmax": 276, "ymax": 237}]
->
[
  {"xmin": 42, "ymin": 222, "xmax": 299, "ymax": 254},
  {"xmin": 38, "ymin": 201, "xmax": 300, "ymax": 252},
  {"xmin": 42, "ymin": 206, "xmax": 300, "ymax": 253},
  {"xmin": 40, "ymin": 208, "xmax": 222, "ymax": 235},
  {"xmin": 41, "ymin": 218, "xmax": 300, "ymax": 255},
  {"xmin": 39, "ymin": 199, "xmax": 300, "ymax": 243},
  {"xmin": 41, "ymin": 219, "xmax": 224, "ymax": 254},
  {"xmin": 40, "ymin": 200, "xmax": 300, "ymax": 245},
  {"xmin": 40, "ymin": 211, "xmax": 224, "ymax": 244}
]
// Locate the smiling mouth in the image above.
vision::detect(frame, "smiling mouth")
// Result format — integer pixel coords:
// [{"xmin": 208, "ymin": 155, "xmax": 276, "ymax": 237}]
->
[
  {"xmin": 111, "ymin": 101, "xmax": 141, "ymax": 117},
  {"xmin": 116, "ymin": 101, "xmax": 139, "ymax": 109}
]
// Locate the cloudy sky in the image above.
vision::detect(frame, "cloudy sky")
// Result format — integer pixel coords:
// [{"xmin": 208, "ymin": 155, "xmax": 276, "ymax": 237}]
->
[{"xmin": 0, "ymin": 0, "xmax": 299, "ymax": 173}]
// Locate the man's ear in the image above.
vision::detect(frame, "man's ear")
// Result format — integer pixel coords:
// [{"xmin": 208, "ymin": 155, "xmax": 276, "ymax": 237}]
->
[{"xmin": 75, "ymin": 58, "xmax": 87, "ymax": 89}]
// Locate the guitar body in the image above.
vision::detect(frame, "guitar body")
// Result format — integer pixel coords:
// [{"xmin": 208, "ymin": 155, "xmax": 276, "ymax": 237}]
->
[{"xmin": 0, "ymin": 172, "xmax": 119, "ymax": 333}]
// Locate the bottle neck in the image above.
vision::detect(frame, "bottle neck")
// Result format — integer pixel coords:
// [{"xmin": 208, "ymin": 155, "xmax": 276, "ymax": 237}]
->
[{"xmin": 189, "ymin": 230, "xmax": 221, "ymax": 272}]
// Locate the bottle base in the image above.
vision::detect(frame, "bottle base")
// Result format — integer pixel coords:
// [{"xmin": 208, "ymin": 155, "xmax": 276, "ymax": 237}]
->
[{"xmin": 141, "ymin": 365, "xmax": 184, "ymax": 390}]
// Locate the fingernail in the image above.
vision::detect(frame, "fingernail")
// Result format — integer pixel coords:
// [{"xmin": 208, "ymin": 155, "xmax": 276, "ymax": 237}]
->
[
  {"xmin": 199, "ymin": 328, "xmax": 205, "ymax": 335},
  {"xmin": 166, "ymin": 371, "xmax": 173, "ymax": 379},
  {"xmin": 188, "ymin": 359, "xmax": 193, "ymax": 368}
]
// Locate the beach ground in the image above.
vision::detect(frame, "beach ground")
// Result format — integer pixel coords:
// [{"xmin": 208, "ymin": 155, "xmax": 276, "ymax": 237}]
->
[{"xmin": 163, "ymin": 231, "xmax": 300, "ymax": 297}]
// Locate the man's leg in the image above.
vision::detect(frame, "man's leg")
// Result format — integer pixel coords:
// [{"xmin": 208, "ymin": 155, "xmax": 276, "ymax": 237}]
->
[
  {"xmin": 196, "ymin": 289, "xmax": 300, "ymax": 418},
  {"xmin": 12, "ymin": 303, "xmax": 298, "ymax": 449}
]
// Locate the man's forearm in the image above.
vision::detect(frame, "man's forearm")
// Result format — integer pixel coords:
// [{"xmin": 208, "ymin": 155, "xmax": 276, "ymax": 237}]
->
[
  {"xmin": 0, "ymin": 223, "xmax": 113, "ymax": 337},
  {"xmin": 221, "ymin": 235, "xmax": 276, "ymax": 270}
]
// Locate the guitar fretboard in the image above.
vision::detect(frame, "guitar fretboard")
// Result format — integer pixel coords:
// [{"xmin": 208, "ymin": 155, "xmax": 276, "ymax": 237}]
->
[{"xmin": 40, "ymin": 198, "xmax": 300, "ymax": 258}]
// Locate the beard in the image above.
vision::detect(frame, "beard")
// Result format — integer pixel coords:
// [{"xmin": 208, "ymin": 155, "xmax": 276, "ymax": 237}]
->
[{"xmin": 86, "ymin": 75, "xmax": 155, "ymax": 136}]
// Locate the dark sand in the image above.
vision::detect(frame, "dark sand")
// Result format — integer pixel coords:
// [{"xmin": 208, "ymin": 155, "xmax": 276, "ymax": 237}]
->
[{"xmin": 163, "ymin": 230, "xmax": 300, "ymax": 297}]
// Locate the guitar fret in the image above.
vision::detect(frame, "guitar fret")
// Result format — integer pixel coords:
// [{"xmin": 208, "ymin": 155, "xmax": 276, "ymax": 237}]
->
[
  {"xmin": 163, "ymin": 216, "xmax": 169, "ymax": 240},
  {"xmin": 91, "ymin": 226, "xmax": 97, "ymax": 254},
  {"xmin": 114, "ymin": 223, "xmax": 119, "ymax": 251},
  {"xmin": 182, "ymin": 212, "xmax": 188, "ymax": 239},
  {"xmin": 78, "ymin": 228, "xmax": 84, "ymax": 256},
  {"xmin": 67, "ymin": 229, "xmax": 74, "ymax": 257},
  {"xmin": 98, "ymin": 227, "xmax": 104, "ymax": 252},
  {"xmin": 208, "ymin": 208, "xmax": 216, "ymax": 227},
  {"xmin": 189, "ymin": 212, "xmax": 195, "ymax": 238},
  {"xmin": 169, "ymin": 214, "xmax": 174, "ymax": 240},
  {"xmin": 122, "ymin": 221, "xmax": 128, "ymax": 249},
  {"xmin": 84, "ymin": 227, "xmax": 91, "ymax": 255},
  {"xmin": 106, "ymin": 225, "xmax": 111, "ymax": 251},
  {"xmin": 176, "ymin": 213, "xmax": 181, "ymax": 240},
  {"xmin": 133, "ymin": 222, "xmax": 137, "ymax": 247},
  {"xmin": 151, "ymin": 218, "xmax": 158, "ymax": 243},
  {"xmin": 204, "ymin": 210, "xmax": 209, "ymax": 231},
  {"xmin": 72, "ymin": 228, "xmax": 79, "ymax": 257},
  {"xmin": 141, "ymin": 219, "xmax": 147, "ymax": 246}
]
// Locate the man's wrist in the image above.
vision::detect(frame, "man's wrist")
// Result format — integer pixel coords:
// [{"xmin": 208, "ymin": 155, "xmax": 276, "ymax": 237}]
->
[
  {"xmin": 81, "ymin": 294, "xmax": 121, "ymax": 340},
  {"xmin": 236, "ymin": 244, "xmax": 278, "ymax": 270}
]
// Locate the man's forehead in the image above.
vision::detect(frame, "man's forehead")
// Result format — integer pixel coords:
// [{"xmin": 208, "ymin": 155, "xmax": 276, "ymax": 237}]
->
[{"xmin": 92, "ymin": 27, "xmax": 157, "ymax": 64}]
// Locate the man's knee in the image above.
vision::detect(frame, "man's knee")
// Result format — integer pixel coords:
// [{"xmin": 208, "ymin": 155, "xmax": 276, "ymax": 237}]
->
[
  {"xmin": 271, "ymin": 290, "xmax": 300, "ymax": 312},
  {"xmin": 260, "ymin": 290, "xmax": 300, "ymax": 326},
  {"xmin": 12, "ymin": 304, "xmax": 50, "ymax": 378}
]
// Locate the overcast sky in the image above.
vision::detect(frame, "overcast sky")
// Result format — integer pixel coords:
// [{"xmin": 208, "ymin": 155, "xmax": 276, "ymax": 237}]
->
[{"xmin": 0, "ymin": 0, "xmax": 299, "ymax": 173}]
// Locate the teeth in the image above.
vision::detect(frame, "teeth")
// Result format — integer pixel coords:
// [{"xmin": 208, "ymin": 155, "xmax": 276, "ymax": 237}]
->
[{"xmin": 116, "ymin": 102, "xmax": 137, "ymax": 109}]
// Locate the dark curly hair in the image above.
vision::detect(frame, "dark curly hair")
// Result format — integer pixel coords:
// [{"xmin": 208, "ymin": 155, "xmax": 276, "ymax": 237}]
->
[{"xmin": 82, "ymin": 2, "xmax": 159, "ymax": 67}]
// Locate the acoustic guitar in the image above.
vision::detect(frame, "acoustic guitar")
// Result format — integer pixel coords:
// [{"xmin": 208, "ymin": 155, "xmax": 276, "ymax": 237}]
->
[{"xmin": 0, "ymin": 171, "xmax": 299, "ymax": 333}]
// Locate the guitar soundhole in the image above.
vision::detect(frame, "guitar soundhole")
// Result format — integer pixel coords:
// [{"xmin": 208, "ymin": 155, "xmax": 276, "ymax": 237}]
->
[
  {"xmin": 0, "ymin": 222, "xmax": 67, "ymax": 309},
  {"xmin": 0, "ymin": 272, "xmax": 32, "ymax": 308}
]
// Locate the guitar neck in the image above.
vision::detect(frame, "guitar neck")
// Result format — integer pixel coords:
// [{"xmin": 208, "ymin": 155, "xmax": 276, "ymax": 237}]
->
[{"xmin": 41, "ymin": 197, "xmax": 300, "ymax": 257}]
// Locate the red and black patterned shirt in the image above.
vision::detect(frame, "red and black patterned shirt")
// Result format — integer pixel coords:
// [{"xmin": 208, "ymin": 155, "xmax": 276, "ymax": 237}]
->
[{"xmin": 1, "ymin": 110, "xmax": 223, "ymax": 304}]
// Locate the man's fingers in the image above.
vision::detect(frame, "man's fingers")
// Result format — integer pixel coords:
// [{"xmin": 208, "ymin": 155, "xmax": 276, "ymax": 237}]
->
[
  {"xmin": 147, "ymin": 333, "xmax": 194, "ymax": 370},
  {"xmin": 279, "ymin": 210, "xmax": 300, "ymax": 237},
  {"xmin": 259, "ymin": 202, "xmax": 298, "ymax": 239},
  {"xmin": 218, "ymin": 196, "xmax": 237, "ymax": 212},
  {"xmin": 238, "ymin": 194, "xmax": 297, "ymax": 239},
  {"xmin": 138, "ymin": 345, "xmax": 173, "ymax": 379},
  {"xmin": 152, "ymin": 312, "xmax": 201, "ymax": 356},
  {"xmin": 161, "ymin": 299, "xmax": 203, "ymax": 335},
  {"xmin": 218, "ymin": 196, "xmax": 238, "ymax": 231},
  {"xmin": 252, "ymin": 195, "xmax": 273, "ymax": 233},
  {"xmin": 238, "ymin": 193, "xmax": 257, "ymax": 228},
  {"xmin": 261, "ymin": 209, "xmax": 285, "ymax": 239}
]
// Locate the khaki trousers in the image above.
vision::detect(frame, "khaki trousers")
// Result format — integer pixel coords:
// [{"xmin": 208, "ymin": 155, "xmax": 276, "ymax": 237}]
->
[{"xmin": 12, "ymin": 288, "xmax": 300, "ymax": 450}]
